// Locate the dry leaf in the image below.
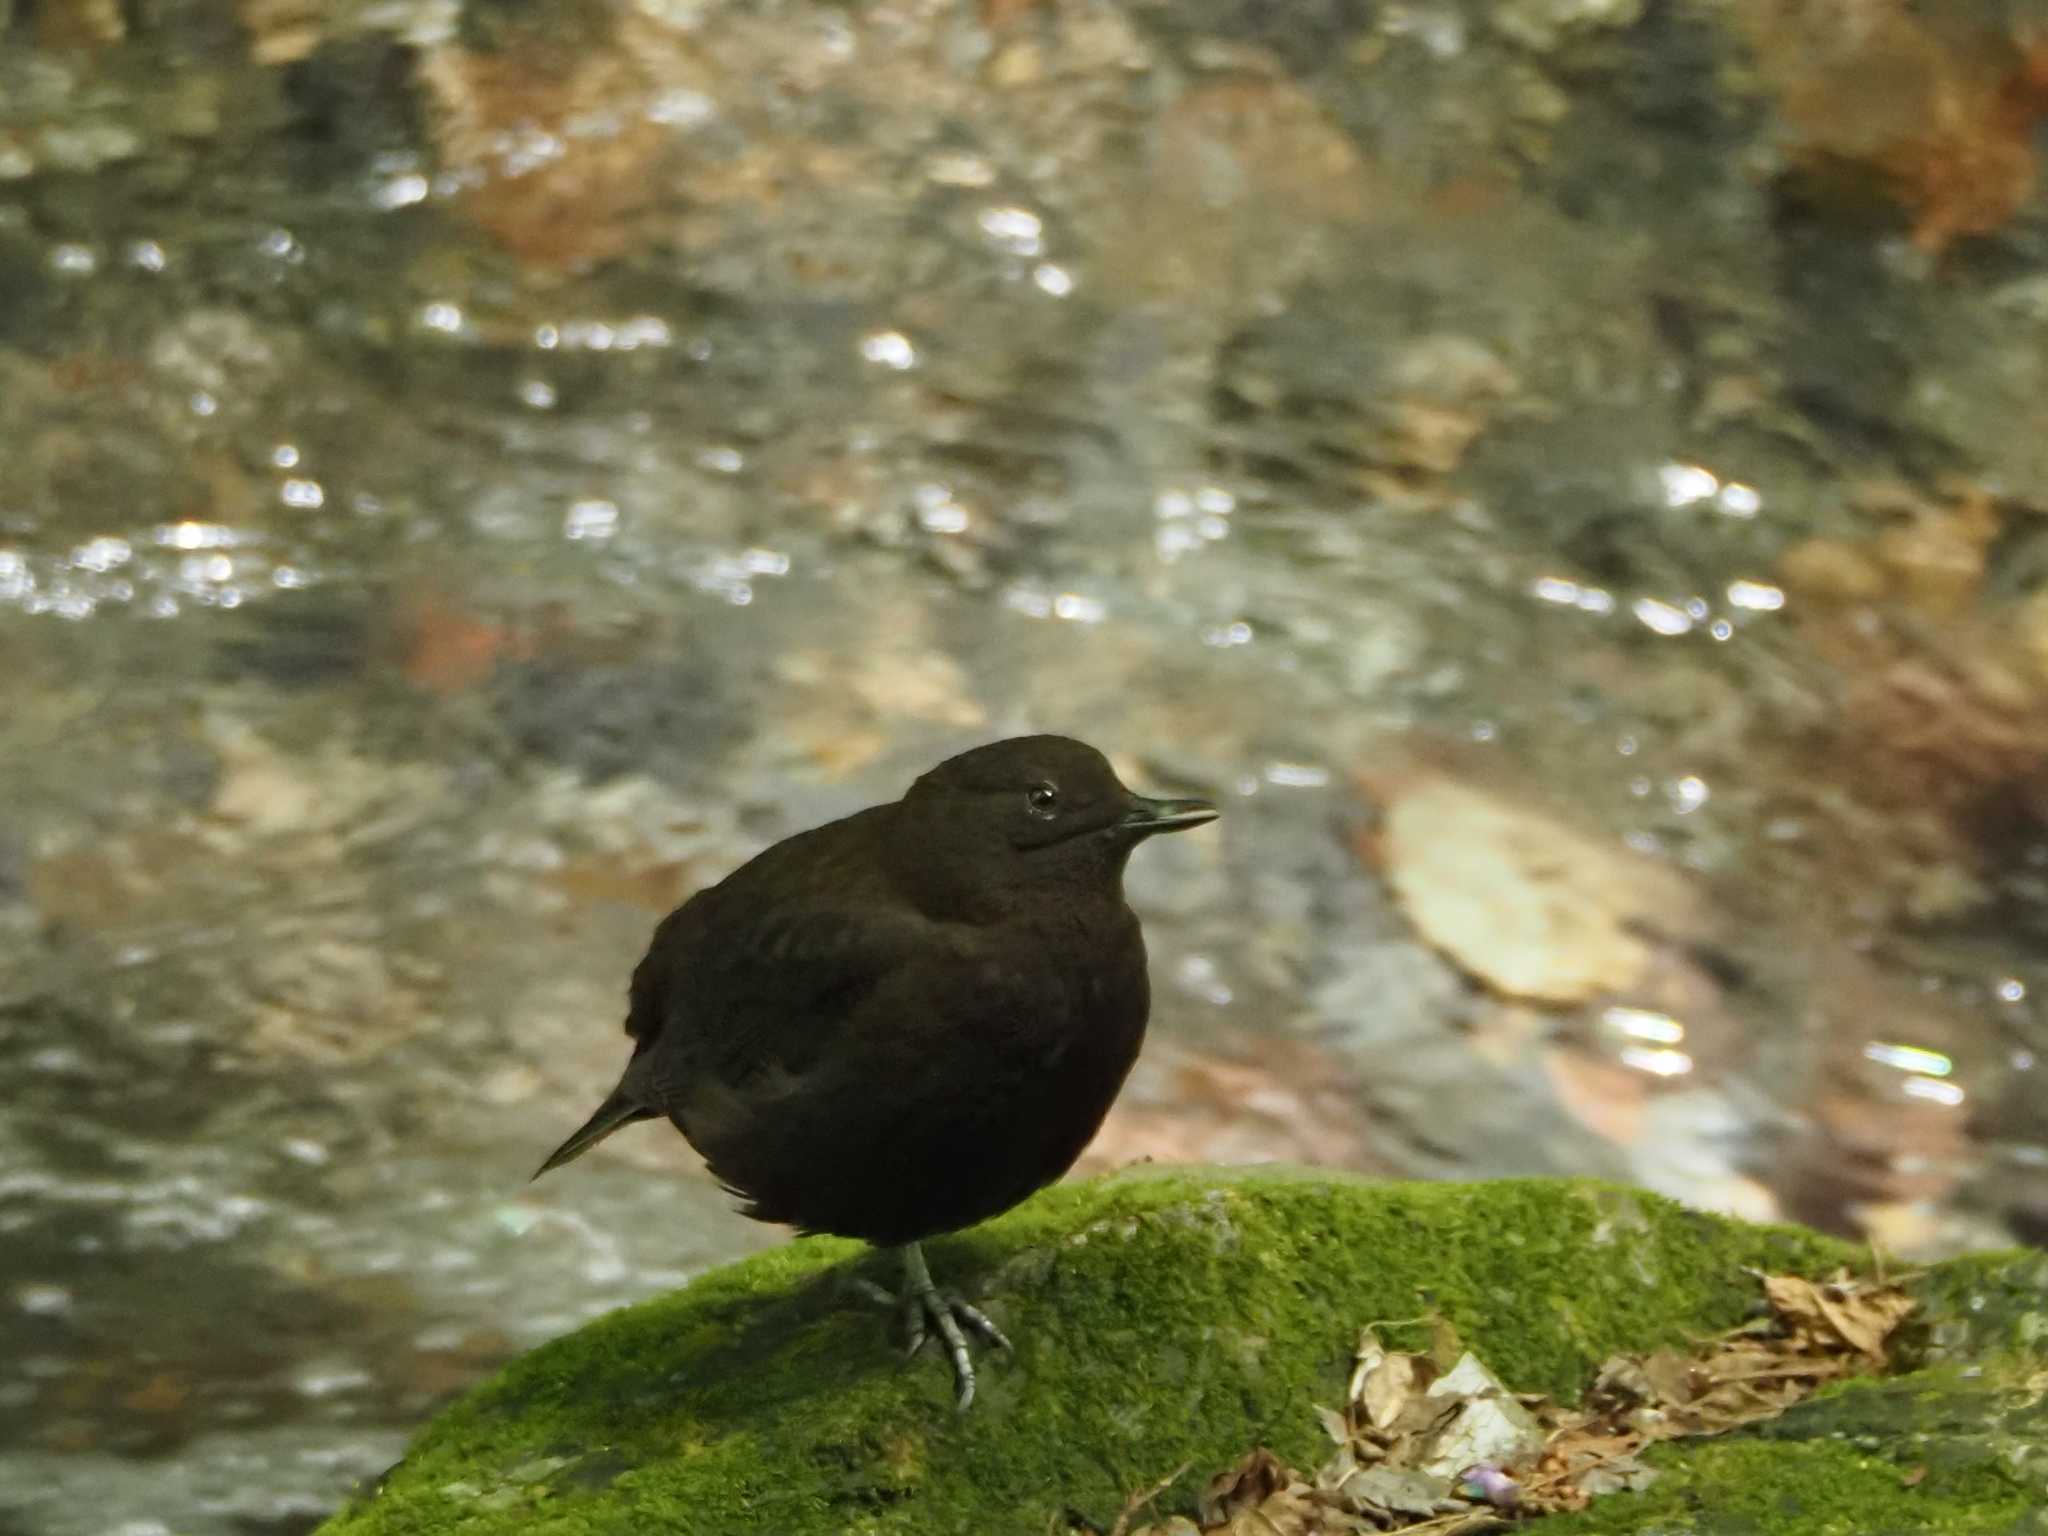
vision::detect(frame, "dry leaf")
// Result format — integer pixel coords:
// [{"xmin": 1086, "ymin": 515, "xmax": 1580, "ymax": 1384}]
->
[
  {"xmin": 1576, "ymin": 1452, "xmax": 1660, "ymax": 1496},
  {"xmin": 1131, "ymin": 1265, "xmax": 1914, "ymax": 1533},
  {"xmin": 1361, "ymin": 1352, "xmax": 1427, "ymax": 1431},
  {"xmin": 1642, "ymin": 1351, "xmax": 1697, "ymax": 1406},
  {"xmin": 1758, "ymin": 1270, "xmax": 1917, "ymax": 1358},
  {"xmin": 1347, "ymin": 1328, "xmax": 1389, "ymax": 1403},
  {"xmin": 1375, "ymin": 776, "xmax": 1698, "ymax": 1003},
  {"xmin": 1341, "ymin": 1466, "xmax": 1454, "ymax": 1517},
  {"xmin": 1200, "ymin": 1450, "xmax": 1291, "ymax": 1526},
  {"xmin": 1421, "ymin": 1395, "xmax": 1546, "ymax": 1479}
]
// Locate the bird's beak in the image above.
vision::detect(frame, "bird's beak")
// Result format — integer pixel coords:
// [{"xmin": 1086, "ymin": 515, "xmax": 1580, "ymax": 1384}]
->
[{"xmin": 1119, "ymin": 794, "xmax": 1220, "ymax": 837}]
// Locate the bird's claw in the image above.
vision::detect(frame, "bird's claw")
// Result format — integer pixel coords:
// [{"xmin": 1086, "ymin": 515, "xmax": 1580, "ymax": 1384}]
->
[
  {"xmin": 840, "ymin": 1277, "xmax": 898, "ymax": 1309},
  {"xmin": 904, "ymin": 1287, "xmax": 1012, "ymax": 1409},
  {"xmin": 907, "ymin": 1292, "xmax": 1012, "ymax": 1356},
  {"xmin": 850, "ymin": 1244, "xmax": 1011, "ymax": 1411}
]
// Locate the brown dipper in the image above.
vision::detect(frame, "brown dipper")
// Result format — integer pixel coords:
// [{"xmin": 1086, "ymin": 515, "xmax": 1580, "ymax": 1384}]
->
[{"xmin": 535, "ymin": 735, "xmax": 1218, "ymax": 1407}]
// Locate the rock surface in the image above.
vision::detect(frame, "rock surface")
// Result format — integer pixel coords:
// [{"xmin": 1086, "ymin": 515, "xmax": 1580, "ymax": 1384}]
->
[{"xmin": 314, "ymin": 1168, "xmax": 2048, "ymax": 1535}]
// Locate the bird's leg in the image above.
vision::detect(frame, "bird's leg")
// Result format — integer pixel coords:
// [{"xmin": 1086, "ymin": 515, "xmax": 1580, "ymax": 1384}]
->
[
  {"xmin": 847, "ymin": 1242, "xmax": 1011, "ymax": 1410},
  {"xmin": 899, "ymin": 1241, "xmax": 1014, "ymax": 1410}
]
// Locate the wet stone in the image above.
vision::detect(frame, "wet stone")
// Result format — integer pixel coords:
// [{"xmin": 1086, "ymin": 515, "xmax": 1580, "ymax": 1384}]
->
[
  {"xmin": 209, "ymin": 594, "xmax": 375, "ymax": 688},
  {"xmin": 1491, "ymin": 0, "xmax": 1644, "ymax": 55},
  {"xmin": 487, "ymin": 649, "xmax": 743, "ymax": 787},
  {"xmin": 311, "ymin": 1171, "xmax": 2044, "ymax": 1536},
  {"xmin": 278, "ymin": 37, "xmax": 426, "ymax": 185}
]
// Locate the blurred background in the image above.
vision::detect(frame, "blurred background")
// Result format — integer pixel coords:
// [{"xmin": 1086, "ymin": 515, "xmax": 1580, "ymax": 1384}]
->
[{"xmin": 4, "ymin": 0, "xmax": 2048, "ymax": 1529}]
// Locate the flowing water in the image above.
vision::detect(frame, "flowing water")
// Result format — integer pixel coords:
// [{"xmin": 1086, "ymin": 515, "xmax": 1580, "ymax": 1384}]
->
[{"xmin": 3, "ymin": 1, "xmax": 2047, "ymax": 1530}]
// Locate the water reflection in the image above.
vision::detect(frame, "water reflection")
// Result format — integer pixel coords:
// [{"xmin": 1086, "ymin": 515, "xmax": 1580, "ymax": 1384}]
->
[{"xmin": 3, "ymin": 0, "xmax": 2047, "ymax": 1529}]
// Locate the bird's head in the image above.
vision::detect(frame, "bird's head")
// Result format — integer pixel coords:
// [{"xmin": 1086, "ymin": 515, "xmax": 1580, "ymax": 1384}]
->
[{"xmin": 892, "ymin": 735, "xmax": 1216, "ymax": 918}]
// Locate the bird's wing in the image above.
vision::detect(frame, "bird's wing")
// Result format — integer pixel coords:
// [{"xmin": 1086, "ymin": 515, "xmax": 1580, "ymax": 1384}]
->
[
  {"xmin": 625, "ymin": 898, "xmax": 937, "ymax": 1089},
  {"xmin": 623, "ymin": 903, "xmax": 695, "ymax": 1048},
  {"xmin": 642, "ymin": 921, "xmax": 1066, "ymax": 1232}
]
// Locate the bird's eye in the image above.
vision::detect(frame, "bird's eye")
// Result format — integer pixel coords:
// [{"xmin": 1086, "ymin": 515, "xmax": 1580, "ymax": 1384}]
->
[{"xmin": 1025, "ymin": 783, "xmax": 1060, "ymax": 817}]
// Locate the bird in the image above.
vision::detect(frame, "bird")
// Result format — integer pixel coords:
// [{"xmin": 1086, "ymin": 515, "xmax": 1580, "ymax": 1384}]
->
[{"xmin": 533, "ymin": 734, "xmax": 1218, "ymax": 1408}]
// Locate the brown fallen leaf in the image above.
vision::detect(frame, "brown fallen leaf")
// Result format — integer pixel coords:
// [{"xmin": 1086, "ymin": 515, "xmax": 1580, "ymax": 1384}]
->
[
  {"xmin": 1755, "ymin": 1270, "xmax": 1918, "ymax": 1359},
  {"xmin": 1108, "ymin": 1462, "xmax": 1191, "ymax": 1536},
  {"xmin": 1125, "ymin": 1265, "xmax": 1915, "ymax": 1533},
  {"xmin": 1199, "ymin": 1450, "xmax": 1292, "ymax": 1526},
  {"xmin": 1368, "ymin": 774, "xmax": 1701, "ymax": 1004},
  {"xmin": 1361, "ymin": 1350, "xmax": 1429, "ymax": 1432}
]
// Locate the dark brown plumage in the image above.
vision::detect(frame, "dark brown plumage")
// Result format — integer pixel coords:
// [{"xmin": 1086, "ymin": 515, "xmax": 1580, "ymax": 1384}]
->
[{"xmin": 534, "ymin": 734, "xmax": 1216, "ymax": 1406}]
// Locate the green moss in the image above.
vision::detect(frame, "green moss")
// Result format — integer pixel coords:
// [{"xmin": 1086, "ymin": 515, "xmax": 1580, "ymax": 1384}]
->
[
  {"xmin": 1545, "ymin": 1438, "xmax": 2031, "ymax": 1536},
  {"xmin": 1902, "ymin": 1248, "xmax": 2048, "ymax": 1367},
  {"xmin": 317, "ymin": 1169, "xmax": 2034, "ymax": 1536},
  {"xmin": 1545, "ymin": 1363, "xmax": 2048, "ymax": 1535}
]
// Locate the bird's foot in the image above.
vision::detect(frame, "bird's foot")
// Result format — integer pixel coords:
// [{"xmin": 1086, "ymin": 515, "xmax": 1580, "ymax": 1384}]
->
[
  {"xmin": 848, "ymin": 1243, "xmax": 1011, "ymax": 1410},
  {"xmin": 903, "ymin": 1284, "xmax": 1012, "ymax": 1411}
]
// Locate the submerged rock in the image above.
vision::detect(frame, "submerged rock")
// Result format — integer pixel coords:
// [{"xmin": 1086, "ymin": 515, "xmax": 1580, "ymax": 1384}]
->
[{"xmin": 314, "ymin": 1169, "xmax": 2045, "ymax": 1535}]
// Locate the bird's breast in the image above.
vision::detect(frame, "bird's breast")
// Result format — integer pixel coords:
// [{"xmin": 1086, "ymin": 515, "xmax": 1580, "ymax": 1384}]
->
[{"xmin": 995, "ymin": 904, "xmax": 1149, "ymax": 1069}]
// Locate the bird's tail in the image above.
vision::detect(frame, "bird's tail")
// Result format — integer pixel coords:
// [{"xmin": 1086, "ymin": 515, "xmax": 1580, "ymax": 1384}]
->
[{"xmin": 532, "ymin": 1083, "xmax": 658, "ymax": 1180}]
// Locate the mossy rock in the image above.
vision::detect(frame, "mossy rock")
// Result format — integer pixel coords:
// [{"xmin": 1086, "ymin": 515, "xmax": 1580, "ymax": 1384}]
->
[{"xmin": 317, "ymin": 1168, "xmax": 2048, "ymax": 1535}]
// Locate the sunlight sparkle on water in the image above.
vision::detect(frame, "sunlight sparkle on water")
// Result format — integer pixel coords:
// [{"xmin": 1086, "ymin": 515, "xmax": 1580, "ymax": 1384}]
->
[
  {"xmin": 1903, "ymin": 1076, "xmax": 1966, "ymax": 1107},
  {"xmin": 1602, "ymin": 1005, "xmax": 1686, "ymax": 1044},
  {"xmin": 917, "ymin": 496, "xmax": 970, "ymax": 534},
  {"xmin": 1864, "ymin": 1041, "xmax": 1954, "ymax": 1077},
  {"xmin": 563, "ymin": 500, "xmax": 619, "ymax": 541},
  {"xmin": 158, "ymin": 521, "xmax": 236, "ymax": 550},
  {"xmin": 1155, "ymin": 485, "xmax": 1236, "ymax": 561},
  {"xmin": 555, "ymin": 317, "xmax": 672, "ymax": 351},
  {"xmin": 1669, "ymin": 776, "xmax": 1709, "ymax": 814},
  {"xmin": 1727, "ymin": 579, "xmax": 1784, "ymax": 612},
  {"xmin": 1263, "ymin": 762, "xmax": 1330, "ymax": 788},
  {"xmin": 1176, "ymin": 954, "xmax": 1234, "ymax": 1007},
  {"xmin": 70, "ymin": 537, "xmax": 131, "ymax": 572},
  {"xmin": 1530, "ymin": 576, "xmax": 1615, "ymax": 614},
  {"xmin": 1033, "ymin": 264, "xmax": 1074, "ymax": 296},
  {"xmin": 927, "ymin": 152, "xmax": 995, "ymax": 187},
  {"xmin": 978, "ymin": 206, "xmax": 1043, "ymax": 257},
  {"xmin": 1004, "ymin": 586, "xmax": 1105, "ymax": 622},
  {"xmin": 1620, "ymin": 1046, "xmax": 1694, "ymax": 1077},
  {"xmin": 1632, "ymin": 596, "xmax": 1692, "ymax": 636},
  {"xmin": 418, "ymin": 302, "xmax": 465, "ymax": 335},
  {"xmin": 1659, "ymin": 463, "xmax": 1718, "ymax": 507},
  {"xmin": 1658, "ymin": 462, "xmax": 1761, "ymax": 518},
  {"xmin": 373, "ymin": 172, "xmax": 431, "ymax": 209},
  {"xmin": 861, "ymin": 330, "xmax": 917, "ymax": 370},
  {"xmin": 648, "ymin": 88, "xmax": 716, "ymax": 128},
  {"xmin": 1719, "ymin": 482, "xmax": 1762, "ymax": 517}
]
